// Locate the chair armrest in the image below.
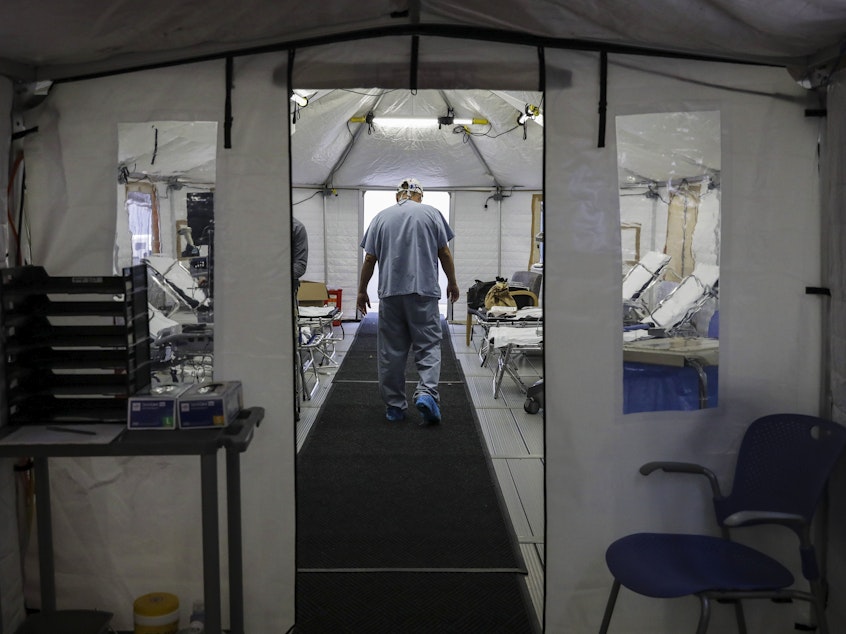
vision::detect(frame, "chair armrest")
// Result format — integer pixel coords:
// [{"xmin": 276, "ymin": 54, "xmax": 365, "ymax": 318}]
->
[
  {"xmin": 723, "ymin": 510, "xmax": 806, "ymax": 528},
  {"xmin": 639, "ymin": 461, "xmax": 723, "ymax": 498},
  {"xmin": 724, "ymin": 510, "xmax": 817, "ymax": 578}
]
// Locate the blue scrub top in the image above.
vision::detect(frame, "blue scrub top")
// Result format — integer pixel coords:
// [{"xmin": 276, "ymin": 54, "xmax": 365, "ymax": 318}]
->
[{"xmin": 361, "ymin": 200, "xmax": 454, "ymax": 299}]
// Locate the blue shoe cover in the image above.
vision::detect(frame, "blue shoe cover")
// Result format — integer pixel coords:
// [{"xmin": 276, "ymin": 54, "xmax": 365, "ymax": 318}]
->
[
  {"xmin": 386, "ymin": 406, "xmax": 406, "ymax": 421},
  {"xmin": 415, "ymin": 394, "xmax": 441, "ymax": 424}
]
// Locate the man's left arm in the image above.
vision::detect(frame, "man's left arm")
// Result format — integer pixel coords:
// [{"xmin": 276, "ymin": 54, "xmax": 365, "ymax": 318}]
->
[
  {"xmin": 437, "ymin": 246, "xmax": 460, "ymax": 303},
  {"xmin": 292, "ymin": 222, "xmax": 309, "ymax": 280}
]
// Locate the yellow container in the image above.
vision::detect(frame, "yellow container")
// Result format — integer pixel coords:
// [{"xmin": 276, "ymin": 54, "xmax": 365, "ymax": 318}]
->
[{"xmin": 134, "ymin": 592, "xmax": 179, "ymax": 634}]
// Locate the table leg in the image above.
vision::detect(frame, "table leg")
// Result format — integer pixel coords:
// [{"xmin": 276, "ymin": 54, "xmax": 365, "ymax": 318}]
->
[
  {"xmin": 226, "ymin": 450, "xmax": 244, "ymax": 634},
  {"xmin": 201, "ymin": 453, "xmax": 221, "ymax": 634},
  {"xmin": 686, "ymin": 358, "xmax": 709, "ymax": 408},
  {"xmin": 34, "ymin": 457, "xmax": 56, "ymax": 612}
]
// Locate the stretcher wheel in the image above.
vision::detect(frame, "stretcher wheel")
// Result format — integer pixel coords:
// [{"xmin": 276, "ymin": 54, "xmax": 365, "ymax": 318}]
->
[{"xmin": 524, "ymin": 398, "xmax": 541, "ymax": 414}]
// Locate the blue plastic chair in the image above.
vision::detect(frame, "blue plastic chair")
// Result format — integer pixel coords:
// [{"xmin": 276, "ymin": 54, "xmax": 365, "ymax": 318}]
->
[{"xmin": 599, "ymin": 413, "xmax": 846, "ymax": 634}]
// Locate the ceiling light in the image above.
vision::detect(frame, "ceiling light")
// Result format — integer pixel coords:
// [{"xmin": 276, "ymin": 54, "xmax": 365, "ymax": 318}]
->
[
  {"xmin": 290, "ymin": 92, "xmax": 309, "ymax": 107},
  {"xmin": 349, "ymin": 116, "xmax": 489, "ymax": 128},
  {"xmin": 517, "ymin": 104, "xmax": 543, "ymax": 126}
]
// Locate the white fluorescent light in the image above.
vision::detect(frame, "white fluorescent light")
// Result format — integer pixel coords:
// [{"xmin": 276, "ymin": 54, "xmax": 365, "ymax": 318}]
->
[
  {"xmin": 350, "ymin": 116, "xmax": 489, "ymax": 128},
  {"xmin": 374, "ymin": 117, "xmax": 439, "ymax": 128}
]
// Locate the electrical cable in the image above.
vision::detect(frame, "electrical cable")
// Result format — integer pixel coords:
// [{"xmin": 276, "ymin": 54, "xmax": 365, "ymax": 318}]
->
[
  {"xmin": 17, "ymin": 164, "xmax": 29, "ymax": 265},
  {"xmin": 151, "ymin": 126, "xmax": 158, "ymax": 165},
  {"xmin": 293, "ymin": 190, "xmax": 323, "ymax": 206}
]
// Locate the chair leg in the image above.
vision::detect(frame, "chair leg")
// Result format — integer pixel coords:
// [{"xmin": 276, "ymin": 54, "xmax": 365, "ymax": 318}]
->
[
  {"xmin": 598, "ymin": 580, "xmax": 621, "ymax": 634},
  {"xmin": 732, "ymin": 600, "xmax": 748, "ymax": 634},
  {"xmin": 696, "ymin": 595, "xmax": 711, "ymax": 634},
  {"xmin": 816, "ymin": 606, "xmax": 830, "ymax": 634},
  {"xmin": 811, "ymin": 579, "xmax": 829, "ymax": 634}
]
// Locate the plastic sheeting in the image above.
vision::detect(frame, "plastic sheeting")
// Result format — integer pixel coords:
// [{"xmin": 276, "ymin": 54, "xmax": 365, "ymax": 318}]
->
[{"xmin": 0, "ymin": 40, "xmax": 831, "ymax": 634}]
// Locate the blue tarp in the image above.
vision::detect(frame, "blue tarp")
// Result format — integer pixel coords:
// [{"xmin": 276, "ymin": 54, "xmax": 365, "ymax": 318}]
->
[{"xmin": 624, "ymin": 362, "xmax": 718, "ymax": 413}]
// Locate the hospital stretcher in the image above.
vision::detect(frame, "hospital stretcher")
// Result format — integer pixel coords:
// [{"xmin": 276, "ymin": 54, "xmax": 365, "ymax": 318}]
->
[
  {"xmin": 640, "ymin": 263, "xmax": 719, "ymax": 336},
  {"xmin": 622, "ymin": 263, "xmax": 720, "ymax": 410},
  {"xmin": 144, "ymin": 254, "xmax": 211, "ymax": 318},
  {"xmin": 466, "ymin": 288, "xmax": 539, "ymax": 347},
  {"xmin": 469, "ymin": 305, "xmax": 542, "ymax": 362},
  {"xmin": 297, "ymin": 305, "xmax": 344, "ymax": 400},
  {"xmin": 484, "ymin": 322, "xmax": 543, "ymax": 402},
  {"xmin": 622, "ymin": 250, "xmax": 671, "ymax": 325}
]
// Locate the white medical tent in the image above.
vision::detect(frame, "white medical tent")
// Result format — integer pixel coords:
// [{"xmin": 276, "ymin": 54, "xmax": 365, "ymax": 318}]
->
[{"xmin": 1, "ymin": 2, "xmax": 846, "ymax": 632}]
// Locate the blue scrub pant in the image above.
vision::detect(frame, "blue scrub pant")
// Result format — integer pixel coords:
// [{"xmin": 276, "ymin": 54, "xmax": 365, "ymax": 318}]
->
[{"xmin": 377, "ymin": 294, "xmax": 442, "ymax": 411}]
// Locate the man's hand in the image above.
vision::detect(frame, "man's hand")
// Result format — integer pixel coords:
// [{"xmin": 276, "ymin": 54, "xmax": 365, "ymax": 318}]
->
[
  {"xmin": 357, "ymin": 254, "xmax": 377, "ymax": 315},
  {"xmin": 357, "ymin": 291, "xmax": 371, "ymax": 315},
  {"xmin": 446, "ymin": 283, "xmax": 460, "ymax": 303}
]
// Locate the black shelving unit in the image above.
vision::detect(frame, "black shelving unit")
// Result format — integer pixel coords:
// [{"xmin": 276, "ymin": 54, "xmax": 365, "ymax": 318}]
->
[{"xmin": 0, "ymin": 264, "xmax": 151, "ymax": 425}]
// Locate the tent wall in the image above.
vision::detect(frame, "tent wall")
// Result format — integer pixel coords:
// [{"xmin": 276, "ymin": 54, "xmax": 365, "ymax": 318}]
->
[
  {"xmin": 545, "ymin": 50, "xmax": 822, "ymax": 632},
  {"xmin": 16, "ymin": 55, "xmax": 294, "ymax": 632},
  {"xmin": 824, "ymin": 68, "xmax": 846, "ymax": 632},
  {"xmin": 293, "ymin": 188, "xmax": 540, "ymax": 318},
  {"xmin": 0, "ymin": 38, "xmax": 831, "ymax": 634},
  {"xmin": 0, "ymin": 74, "xmax": 27, "ymax": 631}
]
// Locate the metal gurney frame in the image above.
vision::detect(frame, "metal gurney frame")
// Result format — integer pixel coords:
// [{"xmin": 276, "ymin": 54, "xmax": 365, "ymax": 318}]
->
[
  {"xmin": 466, "ymin": 289, "xmax": 539, "ymax": 347},
  {"xmin": 484, "ymin": 322, "xmax": 543, "ymax": 400},
  {"xmin": 297, "ymin": 305, "xmax": 344, "ymax": 400}
]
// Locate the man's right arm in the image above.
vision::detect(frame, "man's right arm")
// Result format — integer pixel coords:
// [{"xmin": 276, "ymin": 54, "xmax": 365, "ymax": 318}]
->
[{"xmin": 357, "ymin": 253, "xmax": 378, "ymax": 315}]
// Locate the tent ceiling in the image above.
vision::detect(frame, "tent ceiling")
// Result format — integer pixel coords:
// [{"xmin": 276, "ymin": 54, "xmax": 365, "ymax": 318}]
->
[
  {"xmin": 291, "ymin": 88, "xmax": 544, "ymax": 190},
  {"xmin": 1, "ymin": 1, "xmax": 845, "ymax": 81},
  {"xmin": 10, "ymin": 3, "xmax": 812, "ymax": 192},
  {"xmin": 112, "ymin": 90, "xmax": 716, "ymax": 192},
  {"xmin": 119, "ymin": 121, "xmax": 218, "ymax": 185}
]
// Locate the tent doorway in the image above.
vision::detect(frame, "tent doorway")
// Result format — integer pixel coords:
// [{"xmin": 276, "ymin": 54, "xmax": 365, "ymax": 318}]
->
[
  {"xmin": 290, "ymin": 86, "xmax": 546, "ymax": 625},
  {"xmin": 362, "ymin": 189, "xmax": 452, "ymax": 317}
]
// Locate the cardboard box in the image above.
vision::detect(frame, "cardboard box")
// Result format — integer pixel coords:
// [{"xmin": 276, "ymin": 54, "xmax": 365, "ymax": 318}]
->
[
  {"xmin": 178, "ymin": 380, "xmax": 243, "ymax": 429},
  {"xmin": 297, "ymin": 280, "xmax": 329, "ymax": 306},
  {"xmin": 127, "ymin": 384, "xmax": 192, "ymax": 430}
]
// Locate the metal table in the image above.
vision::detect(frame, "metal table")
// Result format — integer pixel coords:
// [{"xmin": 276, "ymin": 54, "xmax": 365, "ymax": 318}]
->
[{"xmin": 0, "ymin": 406, "xmax": 264, "ymax": 634}]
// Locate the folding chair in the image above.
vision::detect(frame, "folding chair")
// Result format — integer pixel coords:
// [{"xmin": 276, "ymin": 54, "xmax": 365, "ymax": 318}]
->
[
  {"xmin": 599, "ymin": 413, "xmax": 846, "ymax": 634},
  {"xmin": 510, "ymin": 269, "xmax": 543, "ymax": 299}
]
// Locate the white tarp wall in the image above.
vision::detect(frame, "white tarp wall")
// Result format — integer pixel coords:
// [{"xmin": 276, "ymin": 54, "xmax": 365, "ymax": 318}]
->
[
  {"xmin": 0, "ymin": 74, "xmax": 27, "ymax": 631},
  {"xmin": 823, "ymin": 68, "xmax": 846, "ymax": 632},
  {"xmin": 15, "ymin": 54, "xmax": 294, "ymax": 632},
  {"xmin": 293, "ymin": 187, "xmax": 539, "ymax": 318},
  {"xmin": 545, "ymin": 51, "xmax": 822, "ymax": 633},
  {"xmin": 0, "ymin": 41, "xmax": 829, "ymax": 634}
]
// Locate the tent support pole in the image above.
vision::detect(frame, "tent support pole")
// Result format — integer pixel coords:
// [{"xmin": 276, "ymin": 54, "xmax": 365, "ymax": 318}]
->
[
  {"xmin": 438, "ymin": 90, "xmax": 502, "ymax": 188},
  {"xmin": 51, "ymin": 24, "xmax": 778, "ymax": 85},
  {"xmin": 224, "ymin": 56, "xmax": 233, "ymax": 149},
  {"xmin": 598, "ymin": 51, "xmax": 608, "ymax": 148},
  {"xmin": 410, "ymin": 35, "xmax": 419, "ymax": 92},
  {"xmin": 324, "ymin": 92, "xmax": 387, "ymax": 188},
  {"xmin": 537, "ymin": 46, "xmax": 546, "ymax": 92}
]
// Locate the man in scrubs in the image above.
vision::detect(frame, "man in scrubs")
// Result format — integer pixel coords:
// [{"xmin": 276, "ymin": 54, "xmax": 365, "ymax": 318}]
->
[{"xmin": 357, "ymin": 178, "xmax": 460, "ymax": 424}]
